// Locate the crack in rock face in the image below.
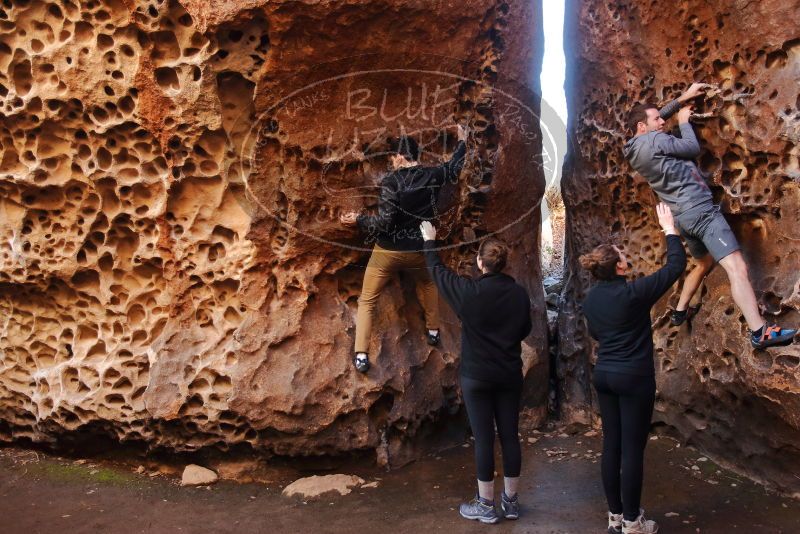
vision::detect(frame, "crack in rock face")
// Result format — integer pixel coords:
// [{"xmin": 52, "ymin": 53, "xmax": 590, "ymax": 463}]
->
[
  {"xmin": 560, "ymin": 0, "xmax": 800, "ymax": 493},
  {"xmin": 0, "ymin": 0, "xmax": 548, "ymax": 465}
]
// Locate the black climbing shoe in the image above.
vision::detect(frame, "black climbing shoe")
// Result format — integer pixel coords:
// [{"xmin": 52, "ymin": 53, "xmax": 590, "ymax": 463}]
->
[
  {"xmin": 353, "ymin": 353, "xmax": 370, "ymax": 373},
  {"xmin": 750, "ymin": 324, "xmax": 797, "ymax": 350},
  {"xmin": 426, "ymin": 330, "xmax": 440, "ymax": 346},
  {"xmin": 670, "ymin": 305, "xmax": 700, "ymax": 326}
]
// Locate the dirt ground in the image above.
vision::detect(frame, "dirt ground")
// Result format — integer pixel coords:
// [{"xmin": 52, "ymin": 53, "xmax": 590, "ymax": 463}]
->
[{"xmin": 1, "ymin": 428, "xmax": 799, "ymax": 534}]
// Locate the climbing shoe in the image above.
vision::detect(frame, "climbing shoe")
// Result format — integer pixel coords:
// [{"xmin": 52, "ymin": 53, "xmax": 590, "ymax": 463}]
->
[
  {"xmin": 607, "ymin": 511, "xmax": 623, "ymax": 534},
  {"xmin": 670, "ymin": 305, "xmax": 700, "ymax": 326},
  {"xmin": 426, "ymin": 329, "xmax": 440, "ymax": 346},
  {"xmin": 459, "ymin": 495, "xmax": 499, "ymax": 524},
  {"xmin": 750, "ymin": 324, "xmax": 797, "ymax": 350},
  {"xmin": 353, "ymin": 353, "xmax": 370, "ymax": 373},
  {"xmin": 500, "ymin": 491, "xmax": 519, "ymax": 520},
  {"xmin": 622, "ymin": 509, "xmax": 659, "ymax": 534}
]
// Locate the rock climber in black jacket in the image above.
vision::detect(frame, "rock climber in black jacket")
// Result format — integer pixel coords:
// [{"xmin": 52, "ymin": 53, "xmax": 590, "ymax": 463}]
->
[
  {"xmin": 340, "ymin": 125, "xmax": 467, "ymax": 373},
  {"xmin": 420, "ymin": 220, "xmax": 532, "ymax": 524},
  {"xmin": 580, "ymin": 203, "xmax": 686, "ymax": 534}
]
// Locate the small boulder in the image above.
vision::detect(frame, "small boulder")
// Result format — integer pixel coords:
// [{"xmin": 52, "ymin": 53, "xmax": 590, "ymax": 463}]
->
[
  {"xmin": 281, "ymin": 474, "xmax": 365, "ymax": 498},
  {"xmin": 181, "ymin": 464, "xmax": 218, "ymax": 486}
]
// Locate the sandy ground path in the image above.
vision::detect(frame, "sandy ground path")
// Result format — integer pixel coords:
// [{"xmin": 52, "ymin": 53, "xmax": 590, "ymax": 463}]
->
[{"xmin": 2, "ymin": 430, "xmax": 798, "ymax": 533}]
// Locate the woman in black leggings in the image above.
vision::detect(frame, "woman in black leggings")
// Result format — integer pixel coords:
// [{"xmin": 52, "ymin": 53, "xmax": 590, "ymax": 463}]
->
[
  {"xmin": 420, "ymin": 222, "xmax": 532, "ymax": 524},
  {"xmin": 580, "ymin": 204, "xmax": 686, "ymax": 534}
]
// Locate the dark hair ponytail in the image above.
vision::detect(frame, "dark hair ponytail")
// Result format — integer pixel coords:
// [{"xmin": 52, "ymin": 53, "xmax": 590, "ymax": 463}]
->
[
  {"xmin": 478, "ymin": 238, "xmax": 508, "ymax": 273},
  {"xmin": 579, "ymin": 244, "xmax": 619, "ymax": 280}
]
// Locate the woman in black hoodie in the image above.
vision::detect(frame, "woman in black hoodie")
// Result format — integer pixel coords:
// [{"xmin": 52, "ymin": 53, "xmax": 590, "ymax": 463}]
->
[
  {"xmin": 580, "ymin": 203, "xmax": 686, "ymax": 534},
  {"xmin": 420, "ymin": 221, "xmax": 532, "ymax": 524}
]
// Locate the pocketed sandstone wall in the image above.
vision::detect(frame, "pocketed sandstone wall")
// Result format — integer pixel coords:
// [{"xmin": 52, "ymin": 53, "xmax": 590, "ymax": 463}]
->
[
  {"xmin": 560, "ymin": 0, "xmax": 800, "ymax": 492},
  {"xmin": 0, "ymin": 0, "xmax": 548, "ymax": 464}
]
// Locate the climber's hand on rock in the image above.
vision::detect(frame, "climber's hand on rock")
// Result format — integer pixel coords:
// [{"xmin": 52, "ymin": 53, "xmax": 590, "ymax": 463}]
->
[
  {"xmin": 656, "ymin": 203, "xmax": 676, "ymax": 235},
  {"xmin": 420, "ymin": 221, "xmax": 437, "ymax": 241},
  {"xmin": 457, "ymin": 123, "xmax": 468, "ymax": 143},
  {"xmin": 677, "ymin": 106, "xmax": 694, "ymax": 124},
  {"xmin": 680, "ymin": 82, "xmax": 713, "ymax": 102},
  {"xmin": 340, "ymin": 212, "xmax": 358, "ymax": 227}
]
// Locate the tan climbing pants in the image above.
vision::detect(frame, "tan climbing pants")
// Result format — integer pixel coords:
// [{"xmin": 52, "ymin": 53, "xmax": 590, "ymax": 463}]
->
[{"xmin": 354, "ymin": 244, "xmax": 440, "ymax": 354}]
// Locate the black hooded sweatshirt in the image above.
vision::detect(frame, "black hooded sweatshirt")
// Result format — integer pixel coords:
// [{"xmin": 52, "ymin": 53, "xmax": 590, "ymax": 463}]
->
[
  {"xmin": 357, "ymin": 141, "xmax": 466, "ymax": 251},
  {"xmin": 582, "ymin": 235, "xmax": 687, "ymax": 376},
  {"xmin": 423, "ymin": 240, "xmax": 532, "ymax": 384}
]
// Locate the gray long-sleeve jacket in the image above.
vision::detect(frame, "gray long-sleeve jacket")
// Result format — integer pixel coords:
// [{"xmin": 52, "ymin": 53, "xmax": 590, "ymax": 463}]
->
[{"xmin": 622, "ymin": 100, "xmax": 712, "ymax": 216}]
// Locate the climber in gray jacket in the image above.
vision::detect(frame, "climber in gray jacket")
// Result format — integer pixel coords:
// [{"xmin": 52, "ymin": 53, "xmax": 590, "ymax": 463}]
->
[{"xmin": 623, "ymin": 82, "xmax": 796, "ymax": 350}]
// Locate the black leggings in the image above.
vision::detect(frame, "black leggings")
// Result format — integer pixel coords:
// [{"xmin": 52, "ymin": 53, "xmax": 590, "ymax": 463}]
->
[
  {"xmin": 593, "ymin": 370, "xmax": 656, "ymax": 521},
  {"xmin": 461, "ymin": 375, "xmax": 522, "ymax": 482}
]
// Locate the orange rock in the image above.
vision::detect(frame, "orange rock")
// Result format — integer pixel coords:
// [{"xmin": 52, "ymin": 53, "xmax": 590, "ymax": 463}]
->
[{"xmin": 0, "ymin": 0, "xmax": 547, "ymax": 464}]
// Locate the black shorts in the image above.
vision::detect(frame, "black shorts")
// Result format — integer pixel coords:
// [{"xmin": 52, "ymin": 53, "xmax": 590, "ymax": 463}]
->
[{"xmin": 676, "ymin": 203, "xmax": 740, "ymax": 261}]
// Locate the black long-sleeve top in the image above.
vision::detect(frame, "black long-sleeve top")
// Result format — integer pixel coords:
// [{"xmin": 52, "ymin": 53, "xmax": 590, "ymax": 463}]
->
[
  {"xmin": 423, "ymin": 240, "xmax": 532, "ymax": 384},
  {"xmin": 582, "ymin": 234, "xmax": 687, "ymax": 376},
  {"xmin": 357, "ymin": 141, "xmax": 466, "ymax": 251}
]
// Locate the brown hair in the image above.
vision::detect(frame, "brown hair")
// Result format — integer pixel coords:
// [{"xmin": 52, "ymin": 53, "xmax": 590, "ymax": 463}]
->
[
  {"xmin": 387, "ymin": 135, "xmax": 420, "ymax": 161},
  {"xmin": 478, "ymin": 237, "xmax": 508, "ymax": 273},
  {"xmin": 579, "ymin": 244, "xmax": 619, "ymax": 280},
  {"xmin": 627, "ymin": 103, "xmax": 658, "ymax": 135}
]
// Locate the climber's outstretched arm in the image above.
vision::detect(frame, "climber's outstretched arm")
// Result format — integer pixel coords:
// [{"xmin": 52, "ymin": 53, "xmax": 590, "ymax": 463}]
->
[
  {"xmin": 339, "ymin": 176, "xmax": 401, "ymax": 234},
  {"xmin": 659, "ymin": 82, "xmax": 714, "ymax": 119},
  {"xmin": 629, "ymin": 204, "xmax": 687, "ymax": 308},
  {"xmin": 656, "ymin": 106, "xmax": 701, "ymax": 159},
  {"xmin": 420, "ymin": 221, "xmax": 475, "ymax": 315},
  {"xmin": 355, "ymin": 176, "xmax": 400, "ymax": 235},
  {"xmin": 437, "ymin": 124, "xmax": 469, "ymax": 185}
]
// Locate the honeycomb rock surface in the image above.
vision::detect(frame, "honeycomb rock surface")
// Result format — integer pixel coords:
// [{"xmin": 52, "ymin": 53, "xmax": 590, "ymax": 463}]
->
[
  {"xmin": 560, "ymin": 0, "xmax": 800, "ymax": 492},
  {"xmin": 0, "ymin": 0, "xmax": 548, "ymax": 464}
]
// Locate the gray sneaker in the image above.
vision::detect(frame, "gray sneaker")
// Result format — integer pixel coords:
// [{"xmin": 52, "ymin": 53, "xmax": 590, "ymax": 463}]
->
[
  {"xmin": 500, "ymin": 492, "xmax": 519, "ymax": 520},
  {"xmin": 608, "ymin": 511, "xmax": 623, "ymax": 534},
  {"xmin": 459, "ymin": 496, "xmax": 499, "ymax": 524},
  {"xmin": 622, "ymin": 509, "xmax": 659, "ymax": 534}
]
